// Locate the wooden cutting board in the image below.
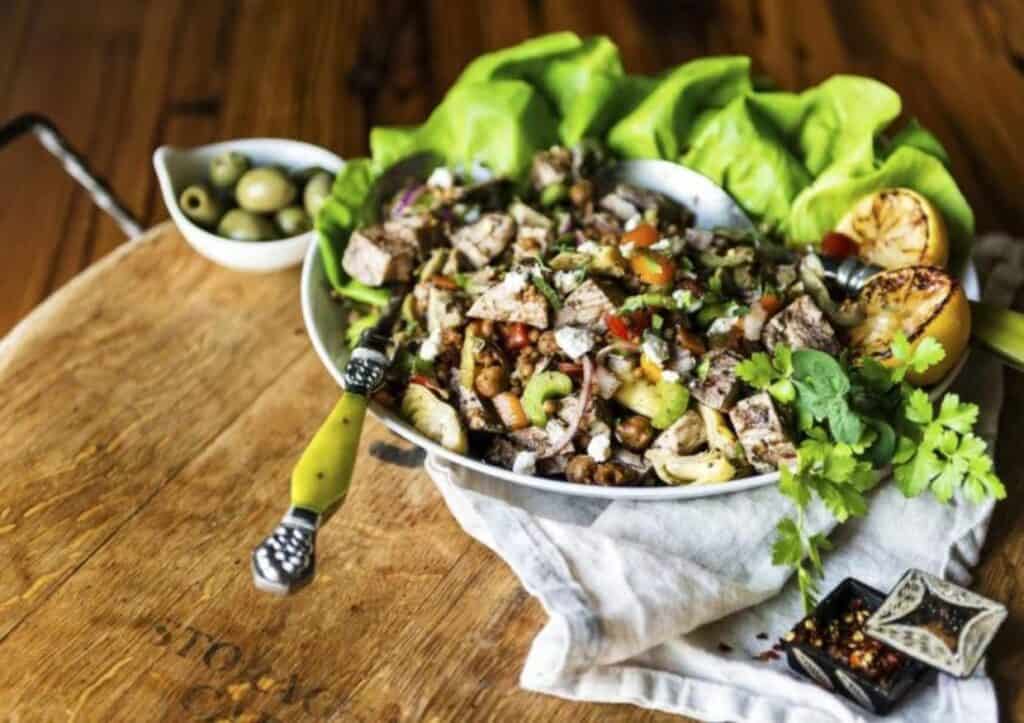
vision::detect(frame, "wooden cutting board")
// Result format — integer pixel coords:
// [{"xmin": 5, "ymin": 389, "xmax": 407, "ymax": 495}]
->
[{"xmin": 0, "ymin": 223, "xmax": 688, "ymax": 722}]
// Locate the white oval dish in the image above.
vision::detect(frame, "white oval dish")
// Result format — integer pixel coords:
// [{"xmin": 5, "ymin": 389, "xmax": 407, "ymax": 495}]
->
[{"xmin": 154, "ymin": 138, "xmax": 344, "ymax": 272}]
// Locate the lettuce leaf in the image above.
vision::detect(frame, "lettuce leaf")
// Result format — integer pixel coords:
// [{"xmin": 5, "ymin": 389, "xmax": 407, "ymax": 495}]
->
[{"xmin": 317, "ymin": 33, "xmax": 974, "ymax": 293}]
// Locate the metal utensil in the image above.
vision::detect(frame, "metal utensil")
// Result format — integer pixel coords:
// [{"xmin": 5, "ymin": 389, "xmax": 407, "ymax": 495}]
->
[{"xmin": 251, "ymin": 294, "xmax": 404, "ymax": 594}]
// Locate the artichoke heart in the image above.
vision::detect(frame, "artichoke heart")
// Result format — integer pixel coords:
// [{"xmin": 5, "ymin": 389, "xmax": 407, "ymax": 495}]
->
[{"xmin": 401, "ymin": 384, "xmax": 468, "ymax": 453}]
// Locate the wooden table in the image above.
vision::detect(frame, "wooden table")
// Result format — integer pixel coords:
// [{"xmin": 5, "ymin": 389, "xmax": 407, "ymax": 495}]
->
[{"xmin": 2, "ymin": 2, "xmax": 1023, "ymax": 721}]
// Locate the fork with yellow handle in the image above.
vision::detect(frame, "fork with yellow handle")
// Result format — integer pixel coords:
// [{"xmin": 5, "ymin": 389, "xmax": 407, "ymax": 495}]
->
[{"xmin": 250, "ymin": 303, "xmax": 398, "ymax": 595}]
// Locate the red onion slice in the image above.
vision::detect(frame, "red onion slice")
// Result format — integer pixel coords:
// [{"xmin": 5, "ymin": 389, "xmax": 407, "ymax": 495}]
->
[{"xmin": 545, "ymin": 354, "xmax": 593, "ymax": 456}]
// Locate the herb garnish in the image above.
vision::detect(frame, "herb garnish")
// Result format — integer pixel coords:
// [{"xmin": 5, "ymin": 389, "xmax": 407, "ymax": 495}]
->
[{"xmin": 738, "ymin": 333, "xmax": 1007, "ymax": 611}]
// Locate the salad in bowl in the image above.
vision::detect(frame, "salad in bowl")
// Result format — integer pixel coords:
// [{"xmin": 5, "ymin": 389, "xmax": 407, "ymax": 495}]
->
[{"xmin": 328, "ymin": 142, "xmax": 972, "ymax": 491}]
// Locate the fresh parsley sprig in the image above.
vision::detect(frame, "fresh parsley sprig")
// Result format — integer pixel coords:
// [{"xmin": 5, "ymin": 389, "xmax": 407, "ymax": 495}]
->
[{"xmin": 757, "ymin": 333, "xmax": 1006, "ymax": 612}]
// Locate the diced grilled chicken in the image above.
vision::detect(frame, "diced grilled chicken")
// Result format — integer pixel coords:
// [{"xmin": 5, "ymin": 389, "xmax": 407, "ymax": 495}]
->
[
  {"xmin": 341, "ymin": 222, "xmax": 423, "ymax": 286},
  {"xmin": 683, "ymin": 228, "xmax": 716, "ymax": 251},
  {"xmin": 467, "ymin": 272, "xmax": 549, "ymax": 328},
  {"xmin": 689, "ymin": 350, "xmax": 744, "ymax": 411},
  {"xmin": 650, "ymin": 409, "xmax": 707, "ymax": 455},
  {"xmin": 449, "ymin": 376, "xmax": 501, "ymax": 432},
  {"xmin": 728, "ymin": 392, "xmax": 797, "ymax": 473},
  {"xmin": 612, "ymin": 448, "xmax": 653, "ymax": 479},
  {"xmin": 513, "ymin": 224, "xmax": 553, "ymax": 262},
  {"xmin": 426, "ymin": 286, "xmax": 466, "ymax": 335},
  {"xmin": 451, "ymin": 212, "xmax": 516, "ymax": 269},
  {"xmin": 555, "ymin": 279, "xmax": 621, "ymax": 330},
  {"xmin": 599, "ymin": 183, "xmax": 687, "ymax": 224},
  {"xmin": 761, "ymin": 295, "xmax": 840, "ymax": 355},
  {"xmin": 530, "ymin": 146, "xmax": 572, "ymax": 190}
]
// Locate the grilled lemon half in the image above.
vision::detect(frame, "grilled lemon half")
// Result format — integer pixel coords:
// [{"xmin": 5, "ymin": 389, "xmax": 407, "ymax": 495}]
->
[
  {"xmin": 849, "ymin": 266, "xmax": 970, "ymax": 386},
  {"xmin": 836, "ymin": 188, "xmax": 949, "ymax": 270}
]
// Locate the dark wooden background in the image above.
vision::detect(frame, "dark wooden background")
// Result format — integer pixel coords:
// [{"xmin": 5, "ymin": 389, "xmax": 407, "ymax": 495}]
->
[{"xmin": 2, "ymin": 0, "xmax": 1024, "ymax": 719}]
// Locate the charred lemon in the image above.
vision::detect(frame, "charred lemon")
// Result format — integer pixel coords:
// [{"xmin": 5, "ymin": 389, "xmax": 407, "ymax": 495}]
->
[
  {"xmin": 836, "ymin": 188, "xmax": 949, "ymax": 270},
  {"xmin": 849, "ymin": 266, "xmax": 970, "ymax": 386}
]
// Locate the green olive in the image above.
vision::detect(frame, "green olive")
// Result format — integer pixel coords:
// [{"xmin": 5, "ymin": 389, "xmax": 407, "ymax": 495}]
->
[
  {"xmin": 178, "ymin": 184, "xmax": 224, "ymax": 227},
  {"xmin": 303, "ymin": 171, "xmax": 333, "ymax": 218},
  {"xmin": 217, "ymin": 209, "xmax": 277, "ymax": 241},
  {"xmin": 275, "ymin": 206, "xmax": 312, "ymax": 236},
  {"xmin": 235, "ymin": 167, "xmax": 297, "ymax": 213},
  {"xmin": 209, "ymin": 151, "xmax": 251, "ymax": 189}
]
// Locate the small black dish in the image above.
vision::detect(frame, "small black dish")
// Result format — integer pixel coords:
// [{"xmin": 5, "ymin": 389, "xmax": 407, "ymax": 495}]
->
[{"xmin": 780, "ymin": 578, "xmax": 933, "ymax": 715}]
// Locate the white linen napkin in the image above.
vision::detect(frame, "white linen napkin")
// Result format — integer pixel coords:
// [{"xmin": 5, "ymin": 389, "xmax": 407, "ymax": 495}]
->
[{"xmin": 424, "ymin": 235, "xmax": 1022, "ymax": 722}]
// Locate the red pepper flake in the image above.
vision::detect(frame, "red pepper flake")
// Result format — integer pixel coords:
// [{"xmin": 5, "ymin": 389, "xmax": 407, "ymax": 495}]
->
[
  {"xmin": 755, "ymin": 650, "xmax": 781, "ymax": 661},
  {"xmin": 717, "ymin": 643, "xmax": 733, "ymax": 653}
]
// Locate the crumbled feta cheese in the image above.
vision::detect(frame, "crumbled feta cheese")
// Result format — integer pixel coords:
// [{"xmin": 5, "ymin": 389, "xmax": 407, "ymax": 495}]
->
[
  {"xmin": 587, "ymin": 432, "xmax": 612, "ymax": 462},
  {"xmin": 707, "ymin": 316, "xmax": 740, "ymax": 338},
  {"xmin": 651, "ymin": 235, "xmax": 686, "ymax": 255},
  {"xmin": 619, "ymin": 242, "xmax": 636, "ymax": 259},
  {"xmin": 660, "ymin": 370, "xmax": 681, "ymax": 383},
  {"xmin": 512, "ymin": 450, "xmax": 537, "ymax": 475},
  {"xmin": 554, "ymin": 326, "xmax": 595, "ymax": 360},
  {"xmin": 418, "ymin": 329, "xmax": 442, "ymax": 361},
  {"xmin": 545, "ymin": 419, "xmax": 568, "ymax": 439},
  {"xmin": 426, "ymin": 166, "xmax": 454, "ymax": 189},
  {"xmin": 502, "ymin": 270, "xmax": 528, "ymax": 294},
  {"xmin": 624, "ymin": 214, "xmax": 642, "ymax": 232},
  {"xmin": 672, "ymin": 288, "xmax": 702, "ymax": 312},
  {"xmin": 577, "ymin": 241, "xmax": 601, "ymax": 256},
  {"xmin": 553, "ymin": 270, "xmax": 584, "ymax": 295},
  {"xmin": 641, "ymin": 331, "xmax": 670, "ymax": 366}
]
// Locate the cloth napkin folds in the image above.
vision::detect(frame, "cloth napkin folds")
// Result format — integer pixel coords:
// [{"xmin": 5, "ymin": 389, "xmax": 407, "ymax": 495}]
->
[{"xmin": 423, "ymin": 235, "xmax": 1022, "ymax": 722}]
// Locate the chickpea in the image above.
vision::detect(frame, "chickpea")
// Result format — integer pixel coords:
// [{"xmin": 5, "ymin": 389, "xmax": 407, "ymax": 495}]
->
[
  {"xmin": 565, "ymin": 455, "xmax": 596, "ymax": 484},
  {"xmin": 537, "ymin": 331, "xmax": 559, "ymax": 356},
  {"xmin": 441, "ymin": 328, "xmax": 463, "ymax": 348},
  {"xmin": 616, "ymin": 415, "xmax": 655, "ymax": 452},
  {"xmin": 569, "ymin": 179, "xmax": 593, "ymax": 207},
  {"xmin": 528, "ymin": 329, "xmax": 540, "ymax": 343},
  {"xmin": 593, "ymin": 462, "xmax": 634, "ymax": 487},
  {"xmin": 542, "ymin": 399, "xmax": 558, "ymax": 416},
  {"xmin": 479, "ymin": 319, "xmax": 495, "ymax": 338},
  {"xmin": 474, "ymin": 365, "xmax": 506, "ymax": 399}
]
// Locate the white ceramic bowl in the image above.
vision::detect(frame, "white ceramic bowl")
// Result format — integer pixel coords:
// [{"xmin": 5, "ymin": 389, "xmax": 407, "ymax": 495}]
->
[{"xmin": 153, "ymin": 138, "xmax": 344, "ymax": 272}]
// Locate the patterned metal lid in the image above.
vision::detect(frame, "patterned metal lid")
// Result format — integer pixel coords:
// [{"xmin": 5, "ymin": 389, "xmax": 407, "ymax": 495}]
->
[{"xmin": 865, "ymin": 569, "xmax": 1007, "ymax": 677}]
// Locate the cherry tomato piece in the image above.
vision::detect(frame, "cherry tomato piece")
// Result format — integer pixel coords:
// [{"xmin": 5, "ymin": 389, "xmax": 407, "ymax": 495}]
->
[
  {"xmin": 604, "ymin": 313, "xmax": 632, "ymax": 341},
  {"xmin": 630, "ymin": 250, "xmax": 675, "ymax": 285},
  {"xmin": 501, "ymin": 322, "xmax": 531, "ymax": 351},
  {"xmin": 759, "ymin": 293, "xmax": 783, "ymax": 316},
  {"xmin": 430, "ymin": 274, "xmax": 459, "ymax": 290},
  {"xmin": 622, "ymin": 222, "xmax": 659, "ymax": 248},
  {"xmin": 557, "ymin": 362, "xmax": 583, "ymax": 377},
  {"xmin": 821, "ymin": 231, "xmax": 858, "ymax": 259}
]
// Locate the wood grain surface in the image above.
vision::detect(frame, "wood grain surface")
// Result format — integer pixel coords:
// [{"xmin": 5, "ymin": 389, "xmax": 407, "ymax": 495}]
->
[{"xmin": 1, "ymin": 1, "xmax": 1024, "ymax": 721}]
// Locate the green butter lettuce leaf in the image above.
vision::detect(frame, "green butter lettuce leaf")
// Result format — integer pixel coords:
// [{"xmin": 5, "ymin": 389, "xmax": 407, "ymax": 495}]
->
[
  {"xmin": 371, "ymin": 78, "xmax": 560, "ymax": 179},
  {"xmin": 607, "ymin": 56, "xmax": 753, "ymax": 160},
  {"xmin": 316, "ymin": 33, "xmax": 974, "ymax": 296}
]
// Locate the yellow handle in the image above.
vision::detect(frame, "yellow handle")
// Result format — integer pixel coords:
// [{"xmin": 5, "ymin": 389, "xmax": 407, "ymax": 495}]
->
[
  {"xmin": 971, "ymin": 301, "xmax": 1024, "ymax": 372},
  {"xmin": 290, "ymin": 392, "xmax": 369, "ymax": 514}
]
